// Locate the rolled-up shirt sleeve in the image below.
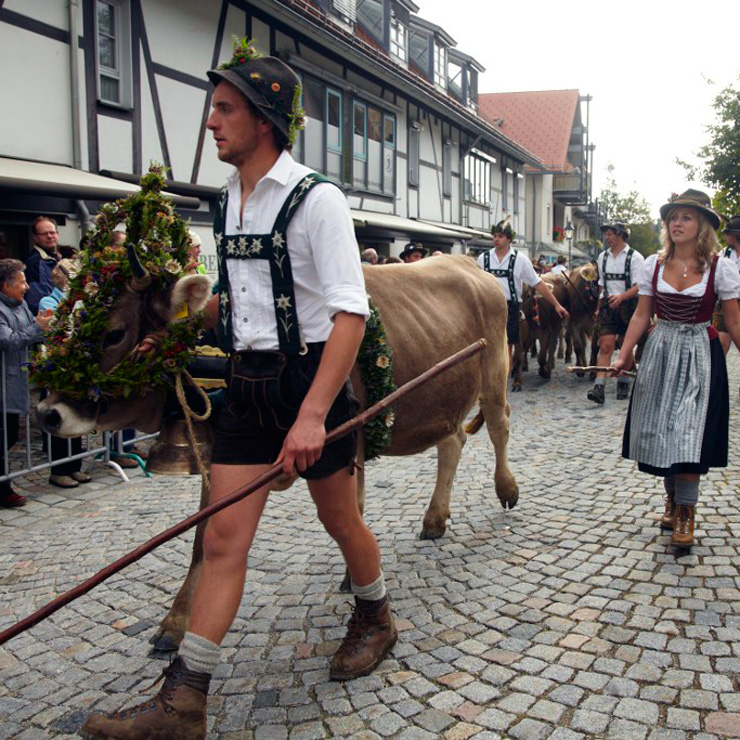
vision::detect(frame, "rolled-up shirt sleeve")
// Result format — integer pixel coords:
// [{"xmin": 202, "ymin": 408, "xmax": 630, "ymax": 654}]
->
[
  {"xmin": 717, "ymin": 256, "xmax": 740, "ymax": 300},
  {"xmin": 637, "ymin": 254, "xmax": 658, "ymax": 296},
  {"xmin": 519, "ymin": 257, "xmax": 542, "ymax": 288},
  {"xmin": 630, "ymin": 250, "xmax": 645, "ymax": 287},
  {"xmin": 305, "ymin": 184, "xmax": 370, "ymax": 321}
]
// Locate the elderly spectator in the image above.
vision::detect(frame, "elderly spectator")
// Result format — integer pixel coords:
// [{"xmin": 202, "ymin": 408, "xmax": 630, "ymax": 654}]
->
[
  {"xmin": 0, "ymin": 259, "xmax": 51, "ymax": 506},
  {"xmin": 26, "ymin": 216, "xmax": 62, "ymax": 315},
  {"xmin": 38, "ymin": 260, "xmax": 93, "ymax": 488},
  {"xmin": 361, "ymin": 248, "xmax": 378, "ymax": 265}
]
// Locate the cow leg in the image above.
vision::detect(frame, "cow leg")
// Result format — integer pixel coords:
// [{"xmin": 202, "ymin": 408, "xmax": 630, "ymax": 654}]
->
[
  {"xmin": 511, "ymin": 341, "xmax": 524, "ymax": 392},
  {"xmin": 565, "ymin": 329, "xmax": 573, "ymax": 364},
  {"xmin": 557, "ymin": 326, "xmax": 565, "ymax": 359},
  {"xmin": 479, "ymin": 395, "xmax": 519, "ymax": 509},
  {"xmin": 149, "ymin": 480, "xmax": 207, "ymax": 658},
  {"xmin": 537, "ymin": 330, "xmax": 551, "ymax": 379},
  {"xmin": 420, "ymin": 425, "xmax": 466, "ymax": 539}
]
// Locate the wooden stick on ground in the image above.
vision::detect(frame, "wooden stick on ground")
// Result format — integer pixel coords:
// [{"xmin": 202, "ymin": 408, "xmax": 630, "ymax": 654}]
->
[
  {"xmin": 0, "ymin": 338, "xmax": 488, "ymax": 647},
  {"xmin": 566, "ymin": 365, "xmax": 637, "ymax": 377}
]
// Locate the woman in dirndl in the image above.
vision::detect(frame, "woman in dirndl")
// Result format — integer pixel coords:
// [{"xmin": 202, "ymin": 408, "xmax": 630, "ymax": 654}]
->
[{"xmin": 611, "ymin": 189, "xmax": 740, "ymax": 548}]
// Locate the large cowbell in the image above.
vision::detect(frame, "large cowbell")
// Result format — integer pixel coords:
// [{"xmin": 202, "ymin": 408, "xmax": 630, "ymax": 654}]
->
[{"xmin": 146, "ymin": 417, "xmax": 214, "ymax": 476}]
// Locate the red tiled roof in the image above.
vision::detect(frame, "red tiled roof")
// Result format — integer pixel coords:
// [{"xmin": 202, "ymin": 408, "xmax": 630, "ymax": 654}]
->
[{"xmin": 478, "ymin": 90, "xmax": 580, "ymax": 172}]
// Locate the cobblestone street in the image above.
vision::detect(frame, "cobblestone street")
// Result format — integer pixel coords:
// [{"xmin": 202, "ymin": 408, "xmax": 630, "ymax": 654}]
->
[{"xmin": 2, "ymin": 355, "xmax": 740, "ymax": 740}]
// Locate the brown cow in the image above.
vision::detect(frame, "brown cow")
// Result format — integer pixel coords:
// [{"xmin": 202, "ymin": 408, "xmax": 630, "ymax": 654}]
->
[
  {"xmin": 560, "ymin": 265, "xmax": 599, "ymax": 373},
  {"xmin": 37, "ymin": 254, "xmax": 518, "ymax": 655}
]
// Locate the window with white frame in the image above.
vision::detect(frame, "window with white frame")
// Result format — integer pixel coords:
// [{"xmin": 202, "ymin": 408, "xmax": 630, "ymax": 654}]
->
[
  {"xmin": 390, "ymin": 13, "xmax": 408, "ymax": 62},
  {"xmin": 443, "ymin": 139, "xmax": 453, "ymax": 197},
  {"xmin": 383, "ymin": 115, "xmax": 396, "ymax": 194},
  {"xmin": 434, "ymin": 42, "xmax": 447, "ymax": 89},
  {"xmin": 95, "ymin": 0, "xmax": 132, "ymax": 107},
  {"xmin": 463, "ymin": 152, "xmax": 491, "ymax": 205},
  {"xmin": 408, "ymin": 125, "xmax": 420, "ymax": 187}
]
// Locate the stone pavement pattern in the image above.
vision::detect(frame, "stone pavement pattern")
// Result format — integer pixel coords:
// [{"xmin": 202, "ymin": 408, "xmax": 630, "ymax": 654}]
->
[{"xmin": 2, "ymin": 356, "xmax": 740, "ymax": 740}]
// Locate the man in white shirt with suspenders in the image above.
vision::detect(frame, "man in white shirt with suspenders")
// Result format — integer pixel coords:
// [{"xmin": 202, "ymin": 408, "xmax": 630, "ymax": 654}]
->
[
  {"xmin": 478, "ymin": 220, "xmax": 569, "ymax": 374},
  {"xmin": 588, "ymin": 222, "xmax": 644, "ymax": 404},
  {"xmin": 714, "ymin": 215, "xmax": 740, "ymax": 354},
  {"xmin": 82, "ymin": 41, "xmax": 395, "ymax": 740}
]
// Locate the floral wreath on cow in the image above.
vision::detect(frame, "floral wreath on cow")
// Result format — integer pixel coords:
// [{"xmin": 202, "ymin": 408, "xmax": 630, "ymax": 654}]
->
[{"xmin": 29, "ymin": 165, "xmax": 204, "ymax": 402}]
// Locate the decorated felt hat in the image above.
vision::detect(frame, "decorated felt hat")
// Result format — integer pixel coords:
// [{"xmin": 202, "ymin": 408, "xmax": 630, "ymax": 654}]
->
[
  {"xmin": 207, "ymin": 38, "xmax": 305, "ymax": 146},
  {"xmin": 401, "ymin": 242, "xmax": 427, "ymax": 260},
  {"xmin": 659, "ymin": 189, "xmax": 721, "ymax": 230},
  {"xmin": 723, "ymin": 214, "xmax": 740, "ymax": 236},
  {"xmin": 492, "ymin": 218, "xmax": 515, "ymax": 240},
  {"xmin": 600, "ymin": 221, "xmax": 630, "ymax": 239}
]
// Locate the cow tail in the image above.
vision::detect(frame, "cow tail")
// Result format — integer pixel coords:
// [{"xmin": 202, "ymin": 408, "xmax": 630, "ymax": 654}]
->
[{"xmin": 463, "ymin": 409, "xmax": 485, "ymax": 435}]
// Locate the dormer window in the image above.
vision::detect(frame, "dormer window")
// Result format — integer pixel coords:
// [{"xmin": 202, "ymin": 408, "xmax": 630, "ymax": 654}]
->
[
  {"xmin": 390, "ymin": 12, "xmax": 408, "ymax": 62},
  {"xmin": 434, "ymin": 41, "xmax": 446, "ymax": 89},
  {"xmin": 357, "ymin": 0, "xmax": 385, "ymax": 42}
]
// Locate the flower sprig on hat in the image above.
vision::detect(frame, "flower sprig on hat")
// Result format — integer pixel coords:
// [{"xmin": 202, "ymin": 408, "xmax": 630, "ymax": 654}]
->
[
  {"xmin": 29, "ymin": 164, "xmax": 204, "ymax": 402},
  {"xmin": 218, "ymin": 36, "xmax": 263, "ymax": 70}
]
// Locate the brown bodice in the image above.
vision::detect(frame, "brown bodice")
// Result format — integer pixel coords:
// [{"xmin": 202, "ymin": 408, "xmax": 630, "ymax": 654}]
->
[{"xmin": 651, "ymin": 256, "xmax": 718, "ymax": 324}]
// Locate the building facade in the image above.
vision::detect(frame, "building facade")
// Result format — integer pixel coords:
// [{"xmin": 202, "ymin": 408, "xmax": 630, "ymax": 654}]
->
[{"xmin": 0, "ymin": 0, "xmax": 540, "ymax": 267}]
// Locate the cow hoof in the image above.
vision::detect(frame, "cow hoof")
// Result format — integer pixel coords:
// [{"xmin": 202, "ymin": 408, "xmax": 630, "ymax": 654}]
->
[
  {"xmin": 511, "ymin": 384, "xmax": 522, "ymax": 392},
  {"xmin": 538, "ymin": 369, "xmax": 551, "ymax": 380},
  {"xmin": 497, "ymin": 487, "xmax": 519, "ymax": 510},
  {"xmin": 576, "ymin": 371, "xmax": 585, "ymax": 378},
  {"xmin": 419, "ymin": 524, "xmax": 446, "ymax": 540},
  {"xmin": 148, "ymin": 634, "xmax": 181, "ymax": 660}
]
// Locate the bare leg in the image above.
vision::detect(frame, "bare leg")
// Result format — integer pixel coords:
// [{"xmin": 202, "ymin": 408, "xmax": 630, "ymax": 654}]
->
[
  {"xmin": 309, "ymin": 467, "xmax": 381, "ymax": 587},
  {"xmin": 188, "ymin": 463, "xmax": 272, "ymax": 644}
]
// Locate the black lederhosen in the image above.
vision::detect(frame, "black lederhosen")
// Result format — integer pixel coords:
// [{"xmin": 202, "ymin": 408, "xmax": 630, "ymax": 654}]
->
[
  {"xmin": 506, "ymin": 302, "xmax": 520, "ymax": 345},
  {"xmin": 597, "ymin": 298, "xmax": 637, "ymax": 337},
  {"xmin": 211, "ymin": 343, "xmax": 359, "ymax": 479}
]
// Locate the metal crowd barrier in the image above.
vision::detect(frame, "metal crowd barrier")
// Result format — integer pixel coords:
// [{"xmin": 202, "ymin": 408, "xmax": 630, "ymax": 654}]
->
[{"xmin": 0, "ymin": 349, "xmax": 158, "ymax": 488}]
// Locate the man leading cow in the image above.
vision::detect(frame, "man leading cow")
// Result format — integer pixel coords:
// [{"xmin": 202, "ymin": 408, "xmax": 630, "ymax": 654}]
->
[
  {"xmin": 81, "ymin": 42, "xmax": 395, "ymax": 740},
  {"xmin": 587, "ymin": 221, "xmax": 644, "ymax": 404},
  {"xmin": 478, "ymin": 219, "xmax": 568, "ymax": 373}
]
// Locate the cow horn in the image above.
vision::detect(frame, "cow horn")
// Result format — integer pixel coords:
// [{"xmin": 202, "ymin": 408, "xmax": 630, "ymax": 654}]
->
[{"xmin": 127, "ymin": 243, "xmax": 151, "ymax": 291}]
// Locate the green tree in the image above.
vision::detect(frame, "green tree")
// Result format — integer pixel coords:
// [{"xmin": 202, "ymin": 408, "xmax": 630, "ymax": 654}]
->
[
  {"xmin": 599, "ymin": 166, "xmax": 661, "ymax": 255},
  {"xmin": 677, "ymin": 76, "xmax": 740, "ymax": 215}
]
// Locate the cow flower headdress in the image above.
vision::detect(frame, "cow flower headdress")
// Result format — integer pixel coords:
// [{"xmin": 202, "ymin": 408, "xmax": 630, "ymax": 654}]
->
[{"xmin": 29, "ymin": 165, "xmax": 204, "ymax": 401}]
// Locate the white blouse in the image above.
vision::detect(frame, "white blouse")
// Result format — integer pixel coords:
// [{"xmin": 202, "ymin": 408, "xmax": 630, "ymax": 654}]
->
[{"xmin": 637, "ymin": 254, "xmax": 740, "ymax": 300}]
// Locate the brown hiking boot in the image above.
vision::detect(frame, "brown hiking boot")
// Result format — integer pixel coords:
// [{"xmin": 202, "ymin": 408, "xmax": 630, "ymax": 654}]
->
[
  {"xmin": 671, "ymin": 504, "xmax": 695, "ymax": 548},
  {"xmin": 330, "ymin": 601, "xmax": 398, "ymax": 681},
  {"xmin": 79, "ymin": 657, "xmax": 209, "ymax": 740},
  {"xmin": 660, "ymin": 491, "xmax": 676, "ymax": 529}
]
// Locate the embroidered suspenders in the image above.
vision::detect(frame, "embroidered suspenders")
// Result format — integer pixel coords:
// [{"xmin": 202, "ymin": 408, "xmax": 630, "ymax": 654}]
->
[
  {"xmin": 484, "ymin": 249, "xmax": 519, "ymax": 306},
  {"xmin": 601, "ymin": 247, "xmax": 633, "ymax": 300},
  {"xmin": 213, "ymin": 173, "xmax": 331, "ymax": 355}
]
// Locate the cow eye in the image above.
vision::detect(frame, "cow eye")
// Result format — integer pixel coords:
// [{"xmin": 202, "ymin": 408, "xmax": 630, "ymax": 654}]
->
[{"xmin": 103, "ymin": 329, "xmax": 126, "ymax": 348}]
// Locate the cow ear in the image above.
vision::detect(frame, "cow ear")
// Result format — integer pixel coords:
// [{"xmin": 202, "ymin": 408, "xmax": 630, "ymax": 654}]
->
[{"xmin": 168, "ymin": 274, "xmax": 212, "ymax": 322}]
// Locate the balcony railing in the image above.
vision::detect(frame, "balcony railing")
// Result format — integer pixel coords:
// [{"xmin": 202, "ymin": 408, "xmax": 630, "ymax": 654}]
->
[{"xmin": 553, "ymin": 173, "xmax": 588, "ymax": 205}]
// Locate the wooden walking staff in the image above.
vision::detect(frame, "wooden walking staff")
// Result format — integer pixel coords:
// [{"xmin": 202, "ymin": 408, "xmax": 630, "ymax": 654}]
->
[
  {"xmin": 566, "ymin": 365, "xmax": 637, "ymax": 377},
  {"xmin": 0, "ymin": 338, "xmax": 488, "ymax": 647}
]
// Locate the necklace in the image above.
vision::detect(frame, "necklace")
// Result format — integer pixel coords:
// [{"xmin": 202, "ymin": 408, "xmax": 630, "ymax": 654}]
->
[{"xmin": 676, "ymin": 259, "xmax": 690, "ymax": 278}]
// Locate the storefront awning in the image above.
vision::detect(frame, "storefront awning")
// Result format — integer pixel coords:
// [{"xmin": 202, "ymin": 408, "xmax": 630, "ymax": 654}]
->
[
  {"xmin": 418, "ymin": 219, "xmax": 493, "ymax": 243},
  {"xmin": 351, "ymin": 210, "xmax": 472, "ymax": 241},
  {"xmin": 0, "ymin": 157, "xmax": 200, "ymax": 209}
]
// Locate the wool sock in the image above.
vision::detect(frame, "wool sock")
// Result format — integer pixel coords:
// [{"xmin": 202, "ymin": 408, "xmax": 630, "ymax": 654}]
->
[
  {"xmin": 352, "ymin": 572, "xmax": 387, "ymax": 613},
  {"xmin": 178, "ymin": 631, "xmax": 221, "ymax": 676},
  {"xmin": 617, "ymin": 378, "xmax": 629, "ymax": 388},
  {"xmin": 594, "ymin": 378, "xmax": 605, "ymax": 386},
  {"xmin": 674, "ymin": 478, "xmax": 699, "ymax": 507},
  {"xmin": 664, "ymin": 476, "xmax": 676, "ymax": 496}
]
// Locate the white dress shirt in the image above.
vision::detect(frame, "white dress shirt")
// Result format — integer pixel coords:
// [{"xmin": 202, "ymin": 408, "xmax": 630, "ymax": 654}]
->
[
  {"xmin": 598, "ymin": 245, "xmax": 644, "ymax": 298},
  {"xmin": 223, "ymin": 151, "xmax": 369, "ymax": 351},
  {"xmin": 477, "ymin": 247, "xmax": 541, "ymax": 302},
  {"xmin": 550, "ymin": 264, "xmax": 567, "ymax": 275},
  {"xmin": 638, "ymin": 254, "xmax": 740, "ymax": 300}
]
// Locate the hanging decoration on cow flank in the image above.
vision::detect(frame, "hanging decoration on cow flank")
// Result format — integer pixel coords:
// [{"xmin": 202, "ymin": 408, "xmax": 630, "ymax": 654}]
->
[{"xmin": 29, "ymin": 165, "xmax": 204, "ymax": 402}]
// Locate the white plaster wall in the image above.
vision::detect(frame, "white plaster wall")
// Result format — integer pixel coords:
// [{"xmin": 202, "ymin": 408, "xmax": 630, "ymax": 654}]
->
[
  {"xmin": 141, "ymin": 0, "xmax": 223, "ymax": 79},
  {"xmin": 0, "ymin": 26, "xmax": 72, "ymax": 164},
  {"xmin": 139, "ymin": 47, "xmax": 165, "ymax": 171},
  {"xmin": 156, "ymin": 77, "xmax": 207, "ymax": 183},
  {"xmin": 4, "ymin": 0, "xmax": 67, "ymax": 28},
  {"xmin": 97, "ymin": 116, "xmax": 133, "ymax": 173}
]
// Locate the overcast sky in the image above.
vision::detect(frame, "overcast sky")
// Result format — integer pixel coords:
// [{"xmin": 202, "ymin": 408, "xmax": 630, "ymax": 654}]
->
[{"xmin": 417, "ymin": 0, "xmax": 740, "ymax": 218}]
